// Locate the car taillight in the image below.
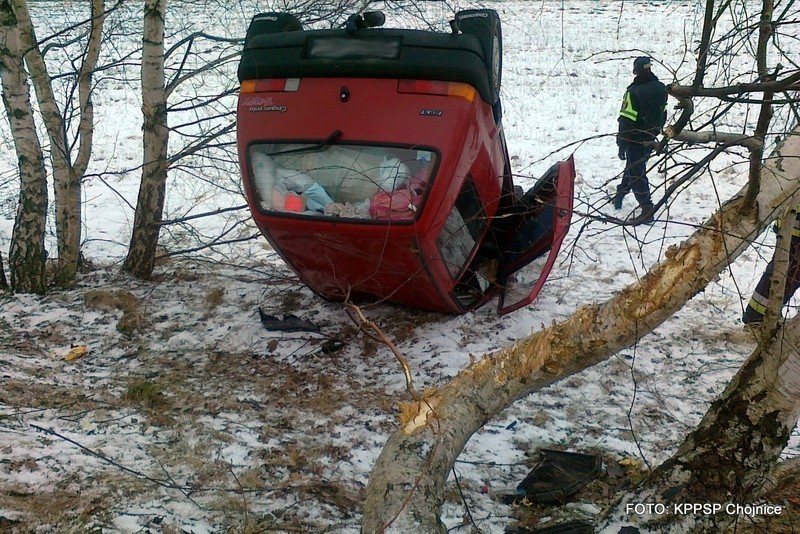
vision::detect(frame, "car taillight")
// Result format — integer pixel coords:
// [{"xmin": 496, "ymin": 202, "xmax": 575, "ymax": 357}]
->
[
  {"xmin": 397, "ymin": 80, "xmax": 476, "ymax": 102},
  {"xmin": 240, "ymin": 78, "xmax": 300, "ymax": 93}
]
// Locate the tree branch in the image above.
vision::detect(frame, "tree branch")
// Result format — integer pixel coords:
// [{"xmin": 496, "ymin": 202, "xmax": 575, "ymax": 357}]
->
[
  {"xmin": 156, "ymin": 204, "xmax": 248, "ymax": 226},
  {"xmin": 73, "ymin": 0, "xmax": 106, "ymax": 178},
  {"xmin": 167, "ymin": 122, "xmax": 236, "ymax": 164},
  {"xmin": 671, "ymin": 129, "xmax": 763, "ymax": 152},
  {"xmin": 668, "ymin": 71, "xmax": 800, "ymax": 98}
]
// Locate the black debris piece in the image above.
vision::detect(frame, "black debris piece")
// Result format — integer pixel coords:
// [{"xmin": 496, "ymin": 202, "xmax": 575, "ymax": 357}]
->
[
  {"xmin": 321, "ymin": 339, "xmax": 345, "ymax": 354},
  {"xmin": 493, "ymin": 486, "xmax": 526, "ymax": 504},
  {"xmin": 258, "ymin": 307, "xmax": 320, "ymax": 332},
  {"xmin": 506, "ymin": 520, "xmax": 594, "ymax": 534},
  {"xmin": 517, "ymin": 449, "xmax": 602, "ymax": 504}
]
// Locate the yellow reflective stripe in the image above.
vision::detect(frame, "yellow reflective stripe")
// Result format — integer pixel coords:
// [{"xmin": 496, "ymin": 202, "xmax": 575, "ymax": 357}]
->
[
  {"xmin": 748, "ymin": 297, "xmax": 767, "ymax": 315},
  {"xmin": 620, "ymin": 92, "xmax": 637, "ymax": 121},
  {"xmin": 773, "ymin": 207, "xmax": 800, "ymax": 235}
]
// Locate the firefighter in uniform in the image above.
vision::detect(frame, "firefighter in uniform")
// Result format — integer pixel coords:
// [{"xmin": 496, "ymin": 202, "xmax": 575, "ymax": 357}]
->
[
  {"xmin": 742, "ymin": 208, "xmax": 800, "ymax": 324},
  {"xmin": 613, "ymin": 56, "xmax": 668, "ymax": 223}
]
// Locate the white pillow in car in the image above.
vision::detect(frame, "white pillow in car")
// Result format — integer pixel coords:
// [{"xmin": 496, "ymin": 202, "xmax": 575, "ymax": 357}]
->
[
  {"xmin": 277, "ymin": 168, "xmax": 316, "ymax": 192},
  {"xmin": 379, "ymin": 156, "xmax": 410, "ymax": 191},
  {"xmin": 252, "ymin": 152, "xmax": 276, "ymax": 189}
]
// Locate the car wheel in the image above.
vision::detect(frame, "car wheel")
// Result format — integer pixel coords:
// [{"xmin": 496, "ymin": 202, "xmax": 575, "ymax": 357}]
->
[
  {"xmin": 246, "ymin": 12, "xmax": 303, "ymax": 45},
  {"xmin": 455, "ymin": 9, "xmax": 502, "ymax": 103}
]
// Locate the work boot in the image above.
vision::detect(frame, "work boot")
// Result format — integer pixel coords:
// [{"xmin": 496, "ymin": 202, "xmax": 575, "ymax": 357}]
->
[
  {"xmin": 612, "ymin": 190, "xmax": 625, "ymax": 210},
  {"xmin": 742, "ymin": 307, "xmax": 764, "ymax": 326},
  {"xmin": 635, "ymin": 203, "xmax": 654, "ymax": 225}
]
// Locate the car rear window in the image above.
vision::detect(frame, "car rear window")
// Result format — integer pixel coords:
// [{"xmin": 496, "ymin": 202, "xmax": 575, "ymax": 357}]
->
[{"xmin": 248, "ymin": 143, "xmax": 437, "ymax": 221}]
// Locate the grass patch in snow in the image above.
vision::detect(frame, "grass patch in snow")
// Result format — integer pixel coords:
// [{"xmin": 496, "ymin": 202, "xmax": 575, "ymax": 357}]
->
[{"xmin": 124, "ymin": 379, "xmax": 172, "ymax": 413}]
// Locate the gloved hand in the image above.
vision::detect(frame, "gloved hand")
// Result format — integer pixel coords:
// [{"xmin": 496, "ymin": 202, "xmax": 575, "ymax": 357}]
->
[{"xmin": 618, "ymin": 146, "xmax": 626, "ymax": 160}]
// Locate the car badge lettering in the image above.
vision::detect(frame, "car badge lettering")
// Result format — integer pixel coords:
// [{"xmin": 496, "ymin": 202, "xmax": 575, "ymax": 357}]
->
[
  {"xmin": 420, "ymin": 109, "xmax": 443, "ymax": 117},
  {"xmin": 243, "ymin": 96, "xmax": 287, "ymax": 113}
]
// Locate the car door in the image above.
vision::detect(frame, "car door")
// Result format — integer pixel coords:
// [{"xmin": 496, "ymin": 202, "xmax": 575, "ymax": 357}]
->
[{"xmin": 496, "ymin": 155, "xmax": 575, "ymax": 315}]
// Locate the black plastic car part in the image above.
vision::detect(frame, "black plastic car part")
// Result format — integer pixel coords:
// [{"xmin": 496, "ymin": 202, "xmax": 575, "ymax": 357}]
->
[
  {"xmin": 454, "ymin": 9, "xmax": 502, "ymax": 98},
  {"xmin": 517, "ymin": 450, "xmax": 603, "ymax": 504},
  {"xmin": 245, "ymin": 12, "xmax": 303, "ymax": 43},
  {"xmin": 239, "ymin": 21, "xmax": 499, "ymax": 104}
]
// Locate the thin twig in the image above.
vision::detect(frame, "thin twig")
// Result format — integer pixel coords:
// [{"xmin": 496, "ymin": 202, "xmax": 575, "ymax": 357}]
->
[
  {"xmin": 229, "ymin": 461, "xmax": 250, "ymax": 529},
  {"xmin": 344, "ymin": 299, "xmax": 421, "ymax": 401},
  {"xmin": 624, "ymin": 324, "xmax": 653, "ymax": 472},
  {"xmin": 155, "ymin": 457, "xmax": 203, "ymax": 508},
  {"xmin": 30, "ymin": 423, "xmax": 193, "ymax": 492},
  {"xmin": 156, "ymin": 204, "xmax": 249, "ymax": 226},
  {"xmin": 451, "ymin": 466, "xmax": 481, "ymax": 533}
]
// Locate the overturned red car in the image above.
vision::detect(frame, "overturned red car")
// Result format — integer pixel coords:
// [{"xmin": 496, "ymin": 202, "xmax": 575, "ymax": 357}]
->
[{"xmin": 237, "ymin": 9, "xmax": 575, "ymax": 314}]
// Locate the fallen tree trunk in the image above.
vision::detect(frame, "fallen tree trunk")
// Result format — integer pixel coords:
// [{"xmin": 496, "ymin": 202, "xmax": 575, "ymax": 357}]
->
[{"xmin": 362, "ymin": 130, "xmax": 800, "ymax": 532}]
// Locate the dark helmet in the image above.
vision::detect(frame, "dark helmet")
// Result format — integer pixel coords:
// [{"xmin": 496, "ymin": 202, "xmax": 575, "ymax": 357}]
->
[{"xmin": 633, "ymin": 56, "xmax": 652, "ymax": 75}]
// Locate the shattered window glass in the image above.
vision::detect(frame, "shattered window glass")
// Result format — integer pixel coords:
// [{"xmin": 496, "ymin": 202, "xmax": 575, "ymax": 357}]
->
[{"xmin": 437, "ymin": 177, "xmax": 485, "ymax": 278}]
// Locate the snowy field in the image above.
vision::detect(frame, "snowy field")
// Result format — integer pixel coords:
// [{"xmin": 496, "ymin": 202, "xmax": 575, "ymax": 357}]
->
[{"xmin": 1, "ymin": 0, "xmax": 798, "ymax": 532}]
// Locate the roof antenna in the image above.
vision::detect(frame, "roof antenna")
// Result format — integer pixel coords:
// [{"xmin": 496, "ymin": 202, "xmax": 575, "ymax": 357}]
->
[
  {"xmin": 346, "ymin": 11, "xmax": 385, "ymax": 34},
  {"xmin": 449, "ymin": 18, "xmax": 460, "ymax": 34}
]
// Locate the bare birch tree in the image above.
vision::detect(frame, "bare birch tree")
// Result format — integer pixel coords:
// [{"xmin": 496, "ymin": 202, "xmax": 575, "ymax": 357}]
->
[
  {"xmin": 124, "ymin": 0, "xmax": 247, "ymax": 277},
  {"xmin": 12, "ymin": 0, "xmax": 108, "ymax": 285},
  {"xmin": 123, "ymin": 0, "xmax": 168, "ymax": 278},
  {"xmin": 1, "ymin": 0, "xmax": 118, "ymax": 289},
  {"xmin": 0, "ymin": 0, "xmax": 47, "ymax": 293}
]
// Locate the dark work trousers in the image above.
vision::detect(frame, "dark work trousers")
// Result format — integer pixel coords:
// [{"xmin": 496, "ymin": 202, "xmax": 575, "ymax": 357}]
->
[
  {"xmin": 618, "ymin": 143, "xmax": 653, "ymax": 206},
  {"xmin": 743, "ymin": 230, "xmax": 800, "ymax": 324}
]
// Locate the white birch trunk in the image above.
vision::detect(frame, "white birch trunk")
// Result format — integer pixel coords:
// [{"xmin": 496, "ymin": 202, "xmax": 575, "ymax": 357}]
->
[
  {"xmin": 677, "ymin": 314, "xmax": 800, "ymax": 491},
  {"xmin": 0, "ymin": 0, "xmax": 47, "ymax": 293},
  {"xmin": 74, "ymin": 0, "xmax": 104, "ymax": 180},
  {"xmin": 602, "ymin": 312, "xmax": 800, "ymax": 532},
  {"xmin": 123, "ymin": 0, "xmax": 168, "ymax": 278},
  {"xmin": 13, "ymin": 0, "xmax": 105, "ymax": 285},
  {"xmin": 362, "ymin": 129, "xmax": 800, "ymax": 532}
]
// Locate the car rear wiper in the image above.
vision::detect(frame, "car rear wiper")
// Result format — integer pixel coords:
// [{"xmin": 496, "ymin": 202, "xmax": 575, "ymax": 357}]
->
[{"xmin": 268, "ymin": 130, "xmax": 343, "ymax": 158}]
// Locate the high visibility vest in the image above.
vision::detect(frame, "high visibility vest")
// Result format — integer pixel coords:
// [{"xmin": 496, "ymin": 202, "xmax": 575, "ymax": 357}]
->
[{"xmin": 620, "ymin": 92, "xmax": 637, "ymax": 121}]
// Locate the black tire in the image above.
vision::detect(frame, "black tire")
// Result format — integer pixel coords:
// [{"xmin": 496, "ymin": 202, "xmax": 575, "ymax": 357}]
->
[
  {"xmin": 455, "ymin": 9, "xmax": 502, "ymax": 103},
  {"xmin": 245, "ymin": 12, "xmax": 303, "ymax": 45}
]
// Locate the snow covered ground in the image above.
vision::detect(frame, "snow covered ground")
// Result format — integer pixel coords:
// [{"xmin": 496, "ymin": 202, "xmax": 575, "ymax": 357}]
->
[{"xmin": 1, "ymin": 1, "xmax": 798, "ymax": 532}]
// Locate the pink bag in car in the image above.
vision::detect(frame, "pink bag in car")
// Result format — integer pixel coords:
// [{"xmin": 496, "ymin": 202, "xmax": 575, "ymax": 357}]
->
[
  {"xmin": 369, "ymin": 176, "xmax": 427, "ymax": 220},
  {"xmin": 370, "ymin": 189, "xmax": 416, "ymax": 220}
]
